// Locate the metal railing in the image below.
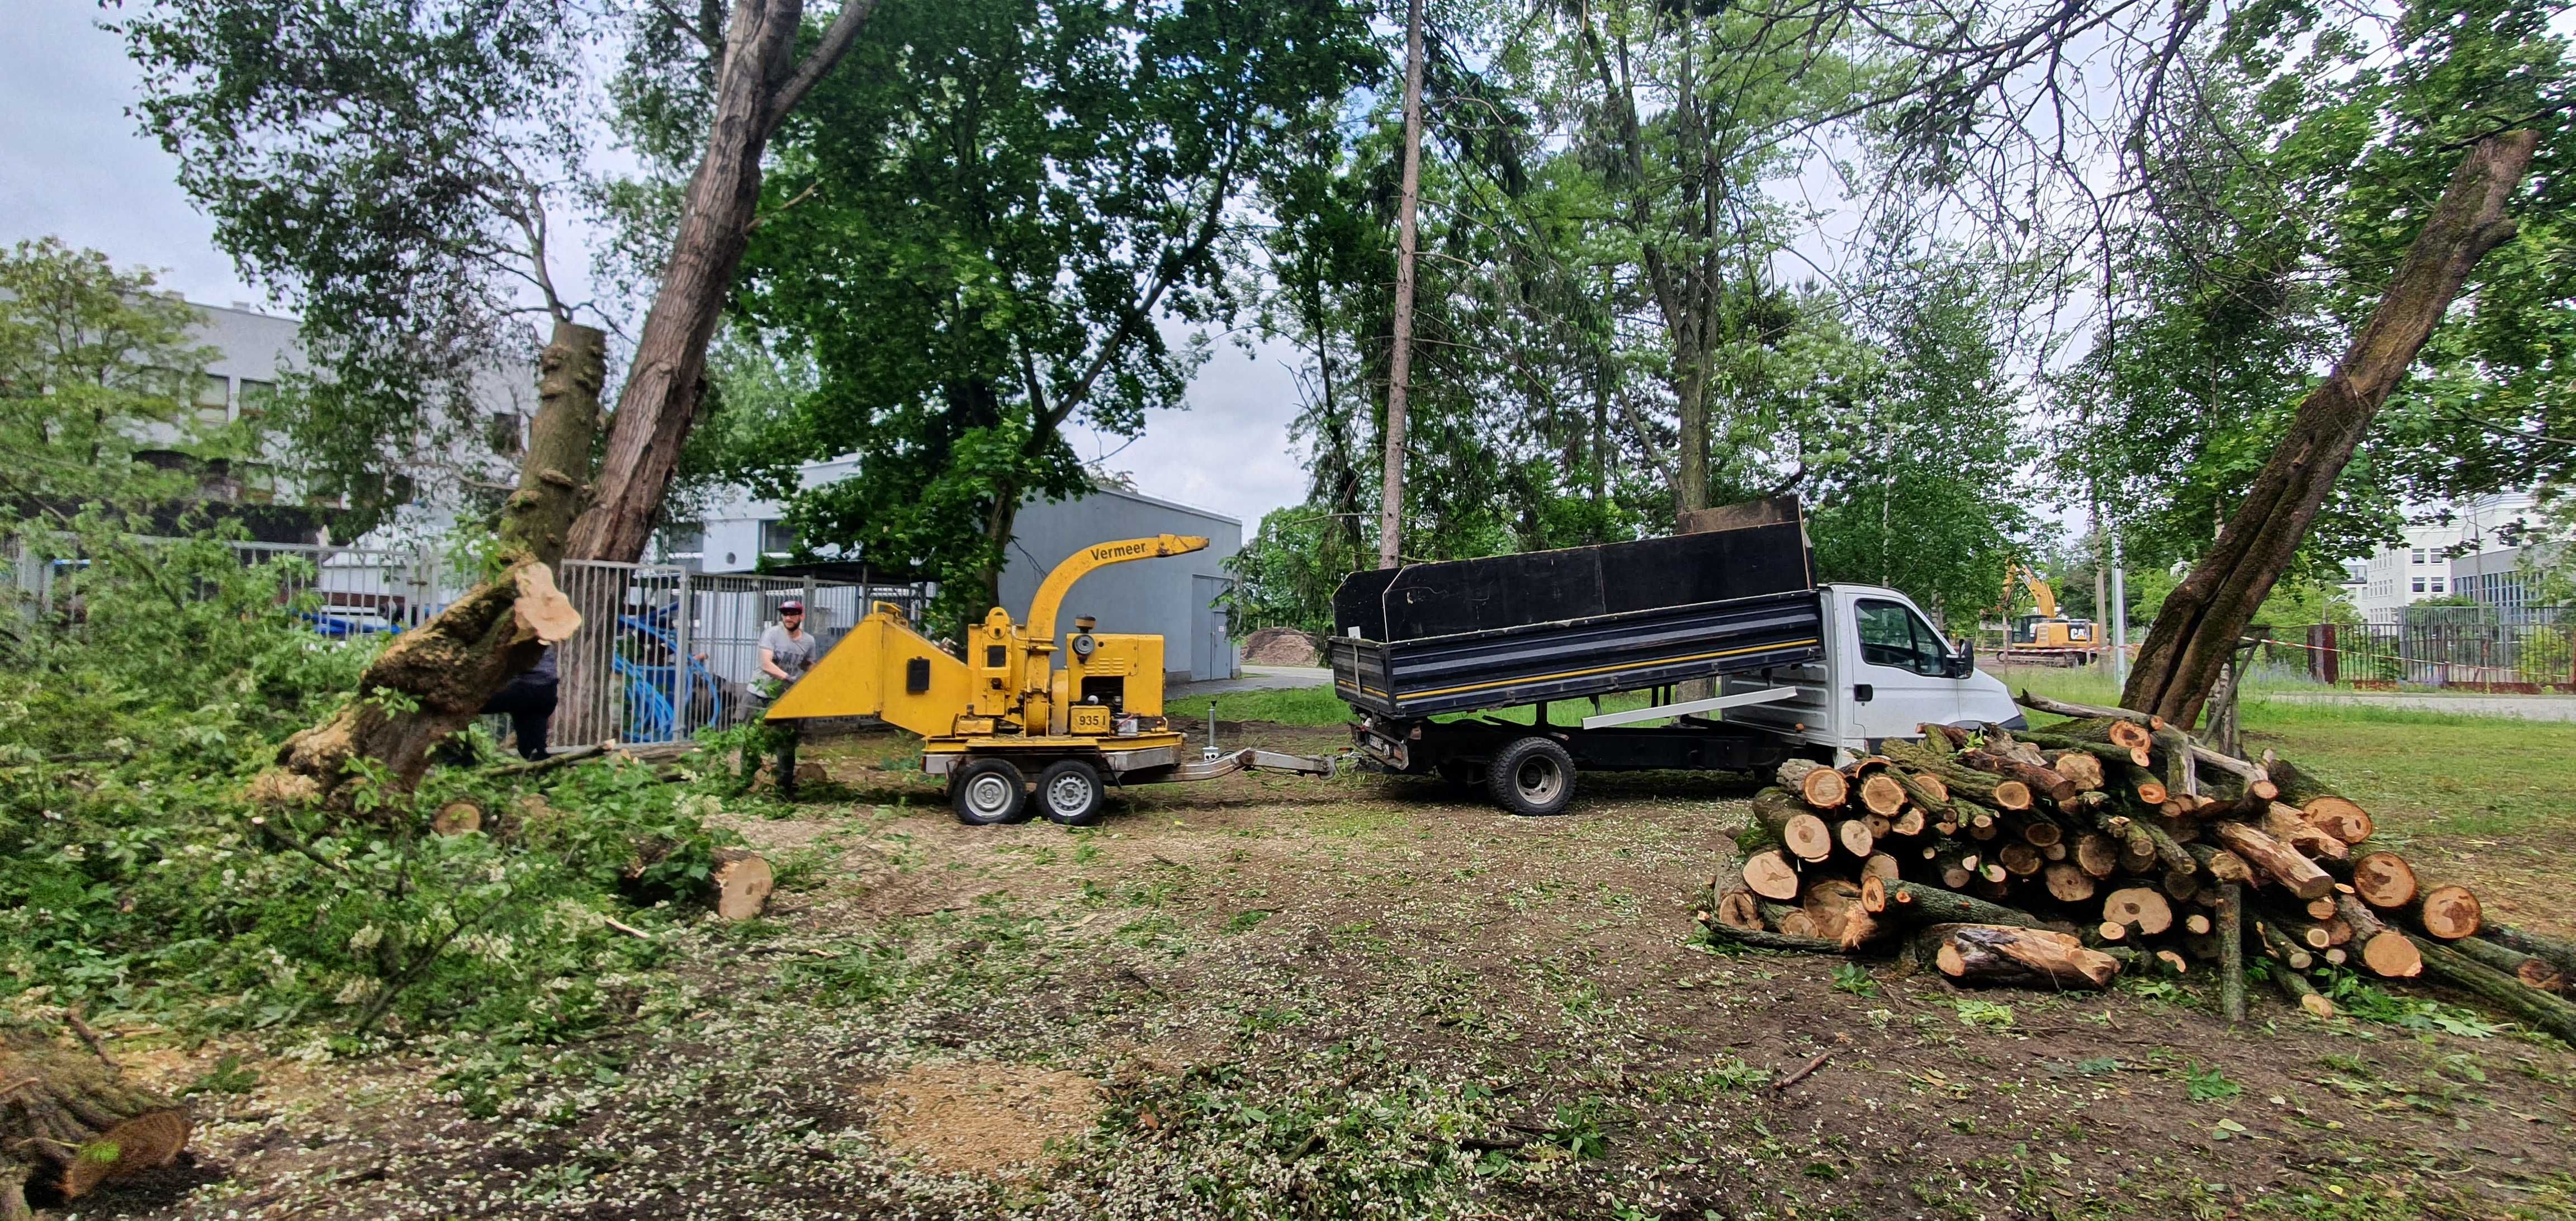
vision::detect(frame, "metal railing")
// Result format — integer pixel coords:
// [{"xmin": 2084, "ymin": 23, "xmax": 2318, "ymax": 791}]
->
[
  {"xmin": 551, "ymin": 561, "xmax": 926, "ymax": 744},
  {"xmin": 7, "ymin": 534, "xmax": 929, "ymax": 742},
  {"xmin": 2295, "ymin": 618, "xmax": 2576, "ymax": 692}
]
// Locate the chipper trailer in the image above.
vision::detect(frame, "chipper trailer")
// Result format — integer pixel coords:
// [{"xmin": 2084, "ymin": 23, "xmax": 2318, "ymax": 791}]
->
[
  {"xmin": 1328, "ymin": 498, "xmax": 2026, "ymax": 816},
  {"xmin": 764, "ymin": 534, "xmax": 1334, "ymax": 825}
]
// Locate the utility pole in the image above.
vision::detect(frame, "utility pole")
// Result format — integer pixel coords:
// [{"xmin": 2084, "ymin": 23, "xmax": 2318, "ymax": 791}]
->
[
  {"xmin": 1377, "ymin": 0, "xmax": 1427, "ymax": 570},
  {"xmin": 2110, "ymin": 532, "xmax": 2129, "ymax": 689}
]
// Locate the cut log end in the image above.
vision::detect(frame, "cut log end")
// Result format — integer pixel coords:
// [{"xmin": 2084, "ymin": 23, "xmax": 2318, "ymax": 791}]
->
[
  {"xmin": 1716, "ymin": 889, "xmax": 1762, "ymax": 930},
  {"xmin": 2416, "ymin": 886, "xmax": 2483, "ymax": 940},
  {"xmin": 1924, "ymin": 924, "xmax": 2117, "ymax": 990},
  {"xmin": 432, "ymin": 800, "xmax": 484, "ymax": 836},
  {"xmin": 711, "ymin": 848, "xmax": 774, "ymax": 921},
  {"xmin": 1856, "ymin": 772, "xmax": 1907, "ymax": 816},
  {"xmin": 2351, "ymin": 851, "xmax": 2419, "ymax": 909},
  {"xmin": 2360, "ymin": 930, "xmax": 2423, "ymax": 978},
  {"xmin": 2103, "ymin": 887, "xmax": 2174, "ymax": 936},
  {"xmin": 1742, "ymin": 850, "xmax": 1801, "ymax": 901}
]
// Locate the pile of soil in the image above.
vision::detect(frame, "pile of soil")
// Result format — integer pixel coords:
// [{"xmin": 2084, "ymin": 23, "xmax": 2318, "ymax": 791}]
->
[
  {"xmin": 867, "ymin": 1062, "xmax": 1103, "ymax": 1177},
  {"xmin": 1240, "ymin": 626, "xmax": 1322, "ymax": 666}
]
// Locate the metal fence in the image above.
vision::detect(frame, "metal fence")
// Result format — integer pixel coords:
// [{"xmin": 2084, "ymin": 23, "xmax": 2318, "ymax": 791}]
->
[
  {"xmin": 7, "ymin": 534, "xmax": 930, "ymax": 744},
  {"xmin": 551, "ymin": 561, "xmax": 926, "ymax": 745},
  {"xmin": 2294, "ymin": 618, "xmax": 2576, "ymax": 692}
]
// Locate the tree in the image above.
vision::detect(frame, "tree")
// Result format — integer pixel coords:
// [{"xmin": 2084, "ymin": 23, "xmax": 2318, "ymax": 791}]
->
[
  {"xmin": 0, "ymin": 239, "xmax": 212, "ymax": 531},
  {"xmin": 124, "ymin": 0, "xmax": 888, "ymax": 560},
  {"xmin": 1805, "ymin": 238, "xmax": 2038, "ymax": 624},
  {"xmin": 717, "ymin": 0, "xmax": 1374, "ymax": 623},
  {"xmin": 2122, "ymin": 131, "xmax": 2538, "ymax": 725}
]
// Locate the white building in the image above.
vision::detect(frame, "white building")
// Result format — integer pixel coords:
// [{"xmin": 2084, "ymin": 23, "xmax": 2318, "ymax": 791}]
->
[
  {"xmin": 2351, "ymin": 492, "xmax": 2546, "ymax": 623},
  {"xmin": 660, "ymin": 464, "xmax": 1244, "ymax": 683},
  {"xmin": 134, "ymin": 298, "xmax": 538, "ymax": 545}
]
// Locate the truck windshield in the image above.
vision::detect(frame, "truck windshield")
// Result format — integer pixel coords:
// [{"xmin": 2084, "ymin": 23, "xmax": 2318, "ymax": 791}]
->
[{"xmin": 1857, "ymin": 599, "xmax": 1951, "ymax": 676}]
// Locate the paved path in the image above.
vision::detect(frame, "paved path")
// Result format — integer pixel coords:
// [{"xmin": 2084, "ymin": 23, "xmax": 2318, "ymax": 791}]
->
[
  {"xmin": 2260, "ymin": 690, "xmax": 2576, "ymax": 722},
  {"xmin": 1169, "ymin": 664, "xmax": 1333, "ymax": 700}
]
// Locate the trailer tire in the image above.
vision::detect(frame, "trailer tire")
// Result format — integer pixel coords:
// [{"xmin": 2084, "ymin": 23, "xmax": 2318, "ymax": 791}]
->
[
  {"xmin": 950, "ymin": 758, "xmax": 1031, "ymax": 826},
  {"xmin": 1036, "ymin": 759, "xmax": 1107, "ymax": 827},
  {"xmin": 1487, "ymin": 736, "xmax": 1575, "ymax": 817}
]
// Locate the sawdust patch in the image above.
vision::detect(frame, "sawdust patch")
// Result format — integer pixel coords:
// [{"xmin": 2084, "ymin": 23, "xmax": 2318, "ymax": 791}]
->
[{"xmin": 869, "ymin": 1062, "xmax": 1103, "ymax": 1176}]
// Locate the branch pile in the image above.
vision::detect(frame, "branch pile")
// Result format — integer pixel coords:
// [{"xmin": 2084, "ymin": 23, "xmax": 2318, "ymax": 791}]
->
[{"xmin": 1697, "ymin": 692, "xmax": 2576, "ymax": 1039}]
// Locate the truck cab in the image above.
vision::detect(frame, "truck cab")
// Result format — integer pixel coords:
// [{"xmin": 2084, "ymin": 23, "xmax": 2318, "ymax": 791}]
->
[{"xmin": 1720, "ymin": 583, "xmax": 2023, "ymax": 754}]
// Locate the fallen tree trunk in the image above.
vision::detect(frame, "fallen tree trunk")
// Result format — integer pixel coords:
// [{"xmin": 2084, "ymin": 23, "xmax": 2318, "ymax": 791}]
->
[
  {"xmin": 1915, "ymin": 924, "xmax": 2118, "ymax": 990},
  {"xmin": 1, "ymin": 1034, "xmax": 191, "ymax": 1217},
  {"xmin": 249, "ymin": 321, "xmax": 605, "ymax": 812},
  {"xmin": 2482, "ymin": 924, "xmax": 2576, "ymax": 981},
  {"xmin": 1700, "ymin": 913, "xmax": 1846, "ymax": 955}
]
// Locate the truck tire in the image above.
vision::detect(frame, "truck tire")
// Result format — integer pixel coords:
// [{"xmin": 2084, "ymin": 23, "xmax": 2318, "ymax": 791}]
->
[
  {"xmin": 1487, "ymin": 736, "xmax": 1575, "ymax": 817},
  {"xmin": 1036, "ymin": 759, "xmax": 1107, "ymax": 827},
  {"xmin": 950, "ymin": 758, "xmax": 1031, "ymax": 826}
]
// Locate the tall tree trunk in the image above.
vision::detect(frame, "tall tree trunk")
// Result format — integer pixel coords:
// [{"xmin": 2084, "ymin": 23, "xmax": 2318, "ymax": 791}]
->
[
  {"xmin": 1377, "ymin": 0, "xmax": 1427, "ymax": 570},
  {"xmin": 567, "ymin": 0, "xmax": 882, "ymax": 564},
  {"xmin": 2119, "ymin": 131, "xmax": 2537, "ymax": 725},
  {"xmin": 253, "ymin": 322, "xmax": 607, "ymax": 811}
]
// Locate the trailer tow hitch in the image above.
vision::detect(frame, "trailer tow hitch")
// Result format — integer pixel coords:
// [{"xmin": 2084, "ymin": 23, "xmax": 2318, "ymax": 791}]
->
[{"xmin": 1171, "ymin": 747, "xmax": 1346, "ymax": 782}]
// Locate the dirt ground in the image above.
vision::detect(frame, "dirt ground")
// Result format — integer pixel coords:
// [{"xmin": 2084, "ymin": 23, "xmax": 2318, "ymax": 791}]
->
[{"xmin": 76, "ymin": 721, "xmax": 2576, "ymax": 1220}]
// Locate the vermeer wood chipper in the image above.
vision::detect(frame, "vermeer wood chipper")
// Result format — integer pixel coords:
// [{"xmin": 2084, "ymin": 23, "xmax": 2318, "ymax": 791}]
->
[{"xmin": 766, "ymin": 534, "xmax": 1333, "ymax": 826}]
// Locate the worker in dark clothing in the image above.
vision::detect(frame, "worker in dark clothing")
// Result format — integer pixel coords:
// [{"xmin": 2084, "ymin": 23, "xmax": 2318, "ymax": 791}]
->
[
  {"xmin": 481, "ymin": 645, "xmax": 558, "ymax": 761},
  {"xmin": 756, "ymin": 600, "xmax": 818, "ymax": 797}
]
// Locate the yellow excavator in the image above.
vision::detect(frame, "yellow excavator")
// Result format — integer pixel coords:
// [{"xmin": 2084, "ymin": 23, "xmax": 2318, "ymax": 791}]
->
[
  {"xmin": 1997, "ymin": 564, "xmax": 2102, "ymax": 666},
  {"xmin": 767, "ymin": 534, "xmax": 1332, "ymax": 826}
]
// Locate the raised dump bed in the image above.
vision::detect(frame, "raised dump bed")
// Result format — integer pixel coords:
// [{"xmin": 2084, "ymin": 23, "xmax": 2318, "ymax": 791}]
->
[{"xmin": 1326, "ymin": 502, "xmax": 1824, "ymax": 720}]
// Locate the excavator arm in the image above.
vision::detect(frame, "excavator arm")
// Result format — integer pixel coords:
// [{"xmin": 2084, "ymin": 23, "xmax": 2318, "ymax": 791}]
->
[
  {"xmin": 2006, "ymin": 564, "xmax": 2057, "ymax": 618},
  {"xmin": 1024, "ymin": 533, "xmax": 1209, "ymax": 649}
]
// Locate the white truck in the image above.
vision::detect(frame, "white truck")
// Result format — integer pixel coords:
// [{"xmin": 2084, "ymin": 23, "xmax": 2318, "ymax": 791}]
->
[{"xmin": 1327, "ymin": 507, "xmax": 2023, "ymax": 816}]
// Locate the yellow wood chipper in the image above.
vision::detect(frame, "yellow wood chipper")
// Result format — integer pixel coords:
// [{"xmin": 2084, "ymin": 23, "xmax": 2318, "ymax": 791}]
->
[{"xmin": 765, "ymin": 533, "xmax": 1334, "ymax": 826}]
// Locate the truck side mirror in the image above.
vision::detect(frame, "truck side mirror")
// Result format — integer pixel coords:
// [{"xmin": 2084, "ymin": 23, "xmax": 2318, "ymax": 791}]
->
[{"xmin": 1945, "ymin": 640, "xmax": 1975, "ymax": 679}]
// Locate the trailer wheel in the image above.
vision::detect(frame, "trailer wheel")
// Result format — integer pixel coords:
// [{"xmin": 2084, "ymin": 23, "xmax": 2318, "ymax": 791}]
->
[
  {"xmin": 950, "ymin": 758, "xmax": 1031, "ymax": 826},
  {"xmin": 1036, "ymin": 759, "xmax": 1107, "ymax": 827},
  {"xmin": 1487, "ymin": 736, "xmax": 1575, "ymax": 817}
]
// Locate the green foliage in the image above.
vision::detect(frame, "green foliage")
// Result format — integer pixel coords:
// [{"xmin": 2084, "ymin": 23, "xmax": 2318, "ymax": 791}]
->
[
  {"xmin": 0, "ymin": 539, "xmax": 746, "ymax": 1052},
  {"xmin": 2184, "ymin": 1062, "xmax": 2243, "ymax": 1102},
  {"xmin": 0, "ymin": 239, "xmax": 218, "ymax": 531},
  {"xmin": 121, "ymin": 0, "xmax": 588, "ymax": 529},
  {"xmin": 717, "ymin": 0, "xmax": 1375, "ymax": 627},
  {"xmin": 1830, "ymin": 962, "xmax": 1880, "ymax": 998},
  {"xmin": 1952, "ymin": 997, "xmax": 2016, "ymax": 1030},
  {"xmin": 1224, "ymin": 504, "xmax": 1368, "ymax": 635}
]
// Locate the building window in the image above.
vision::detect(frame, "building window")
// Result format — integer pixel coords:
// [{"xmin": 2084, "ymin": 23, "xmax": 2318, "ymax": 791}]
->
[
  {"xmin": 193, "ymin": 373, "xmax": 230, "ymax": 424},
  {"xmin": 2430, "ymin": 576, "xmax": 2445, "ymax": 594},
  {"xmin": 760, "ymin": 519, "xmax": 798, "ymax": 556},
  {"xmin": 2412, "ymin": 577, "xmax": 2426, "ymax": 593},
  {"xmin": 237, "ymin": 379, "xmax": 274, "ymax": 418},
  {"xmin": 659, "ymin": 522, "xmax": 705, "ymax": 559}
]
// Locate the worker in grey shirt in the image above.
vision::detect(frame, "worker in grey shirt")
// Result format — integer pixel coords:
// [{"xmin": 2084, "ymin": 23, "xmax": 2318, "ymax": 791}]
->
[
  {"xmin": 757, "ymin": 599, "xmax": 818, "ymax": 688},
  {"xmin": 756, "ymin": 600, "xmax": 817, "ymax": 798}
]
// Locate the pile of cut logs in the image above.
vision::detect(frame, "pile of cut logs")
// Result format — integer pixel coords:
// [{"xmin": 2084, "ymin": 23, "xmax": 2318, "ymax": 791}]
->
[{"xmin": 1697, "ymin": 692, "xmax": 2576, "ymax": 1039}]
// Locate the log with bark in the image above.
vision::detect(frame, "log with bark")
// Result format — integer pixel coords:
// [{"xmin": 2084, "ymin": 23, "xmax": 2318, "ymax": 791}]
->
[
  {"xmin": 1, "ymin": 1033, "xmax": 191, "ymax": 1217},
  {"xmin": 1776, "ymin": 759, "xmax": 1847, "ymax": 810},
  {"xmin": 2446, "ymin": 935, "xmax": 2568, "ymax": 995},
  {"xmin": 1915, "ymin": 924, "xmax": 2118, "ymax": 990},
  {"xmin": 2402, "ymin": 885, "xmax": 2484, "ymax": 941},
  {"xmin": 2208, "ymin": 821, "xmax": 2335, "ymax": 900},
  {"xmin": 2408, "ymin": 934, "xmax": 2576, "ymax": 1044},
  {"xmin": 2333, "ymin": 893, "xmax": 2423, "ymax": 978},
  {"xmin": 2482, "ymin": 924, "xmax": 2576, "ymax": 981},
  {"xmin": 1750, "ymin": 788, "xmax": 1834, "ymax": 863}
]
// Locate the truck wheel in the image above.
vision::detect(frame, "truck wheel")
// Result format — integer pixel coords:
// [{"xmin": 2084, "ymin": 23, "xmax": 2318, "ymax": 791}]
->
[
  {"xmin": 1036, "ymin": 759, "xmax": 1107, "ymax": 827},
  {"xmin": 950, "ymin": 758, "xmax": 1031, "ymax": 826},
  {"xmin": 1487, "ymin": 736, "xmax": 1575, "ymax": 817}
]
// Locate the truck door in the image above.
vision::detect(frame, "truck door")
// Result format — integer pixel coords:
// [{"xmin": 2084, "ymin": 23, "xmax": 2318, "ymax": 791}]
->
[{"xmin": 1846, "ymin": 593, "xmax": 1963, "ymax": 742}]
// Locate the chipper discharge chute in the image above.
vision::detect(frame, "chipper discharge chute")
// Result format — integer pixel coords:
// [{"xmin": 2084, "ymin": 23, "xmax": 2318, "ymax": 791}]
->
[{"xmin": 768, "ymin": 533, "xmax": 1333, "ymax": 826}]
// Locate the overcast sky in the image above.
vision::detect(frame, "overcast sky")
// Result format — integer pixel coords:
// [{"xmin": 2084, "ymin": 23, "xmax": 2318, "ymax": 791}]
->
[{"xmin": 1, "ymin": 0, "xmax": 1315, "ymax": 532}]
